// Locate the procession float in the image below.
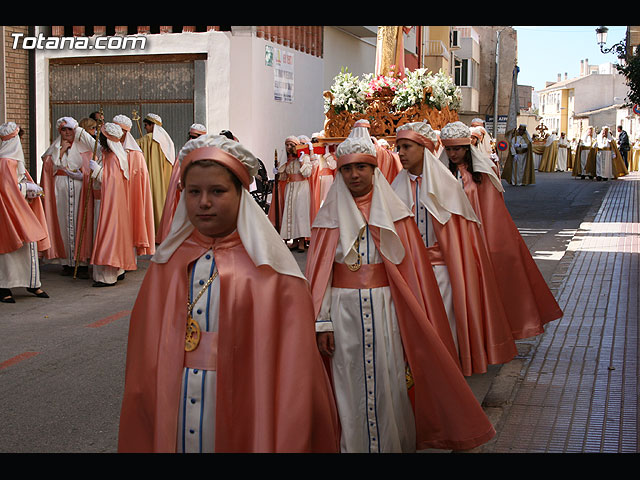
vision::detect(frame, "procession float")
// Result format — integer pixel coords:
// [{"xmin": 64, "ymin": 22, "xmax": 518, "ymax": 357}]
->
[
  {"xmin": 320, "ymin": 66, "xmax": 461, "ymax": 143},
  {"xmin": 313, "ymin": 26, "xmax": 462, "ymax": 145}
]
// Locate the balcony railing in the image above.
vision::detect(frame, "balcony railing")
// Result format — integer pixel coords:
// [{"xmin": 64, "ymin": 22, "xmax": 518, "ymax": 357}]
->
[{"xmin": 423, "ymin": 40, "xmax": 449, "ymax": 60}]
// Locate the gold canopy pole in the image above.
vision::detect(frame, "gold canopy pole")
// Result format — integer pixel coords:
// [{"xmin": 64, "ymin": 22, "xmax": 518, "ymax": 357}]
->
[{"xmin": 131, "ymin": 109, "xmax": 143, "ymax": 139}]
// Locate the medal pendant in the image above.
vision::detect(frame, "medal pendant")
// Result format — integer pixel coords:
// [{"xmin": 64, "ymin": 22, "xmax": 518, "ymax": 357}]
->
[
  {"xmin": 185, "ymin": 315, "xmax": 201, "ymax": 352},
  {"xmin": 347, "ymin": 260, "xmax": 361, "ymax": 272},
  {"xmin": 405, "ymin": 364, "xmax": 414, "ymax": 390}
]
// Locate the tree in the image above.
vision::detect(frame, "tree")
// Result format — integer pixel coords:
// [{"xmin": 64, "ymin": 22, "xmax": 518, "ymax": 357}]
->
[{"xmin": 616, "ymin": 49, "xmax": 640, "ymax": 106}]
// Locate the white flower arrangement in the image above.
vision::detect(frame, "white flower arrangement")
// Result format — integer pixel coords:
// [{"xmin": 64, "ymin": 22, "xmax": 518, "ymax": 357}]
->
[
  {"xmin": 324, "ymin": 68, "xmax": 369, "ymax": 115},
  {"xmin": 326, "ymin": 67, "xmax": 461, "ymax": 115},
  {"xmin": 392, "ymin": 68, "xmax": 461, "ymax": 111}
]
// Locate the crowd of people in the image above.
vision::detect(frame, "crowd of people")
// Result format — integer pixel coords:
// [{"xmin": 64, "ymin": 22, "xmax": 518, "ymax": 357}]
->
[
  {"xmin": 2, "ymin": 111, "xmax": 569, "ymax": 453},
  {"xmin": 501, "ymin": 123, "xmax": 633, "ymax": 186}
]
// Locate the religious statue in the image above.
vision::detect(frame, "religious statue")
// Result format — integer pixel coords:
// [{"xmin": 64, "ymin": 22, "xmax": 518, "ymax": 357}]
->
[{"xmin": 375, "ymin": 26, "xmax": 412, "ymax": 77}]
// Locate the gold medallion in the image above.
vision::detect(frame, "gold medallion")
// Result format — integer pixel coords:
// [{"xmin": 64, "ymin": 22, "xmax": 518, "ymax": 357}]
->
[
  {"xmin": 405, "ymin": 364, "xmax": 414, "ymax": 390},
  {"xmin": 185, "ymin": 315, "xmax": 201, "ymax": 352},
  {"xmin": 185, "ymin": 268, "xmax": 218, "ymax": 352},
  {"xmin": 347, "ymin": 258, "xmax": 362, "ymax": 271},
  {"xmin": 347, "ymin": 229, "xmax": 364, "ymax": 271}
]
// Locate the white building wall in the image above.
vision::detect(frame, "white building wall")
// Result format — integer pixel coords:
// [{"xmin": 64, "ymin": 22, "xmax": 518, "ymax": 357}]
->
[
  {"xmin": 34, "ymin": 27, "xmax": 378, "ymax": 177},
  {"xmin": 321, "ymin": 26, "xmax": 377, "ymax": 89},
  {"xmin": 572, "ymin": 73, "xmax": 628, "ymax": 114},
  {"xmin": 229, "ymin": 33, "xmax": 325, "ymax": 170}
]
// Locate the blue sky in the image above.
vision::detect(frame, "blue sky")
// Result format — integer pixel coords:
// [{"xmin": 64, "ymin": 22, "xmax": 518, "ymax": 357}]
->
[{"xmin": 512, "ymin": 26, "xmax": 628, "ymax": 92}]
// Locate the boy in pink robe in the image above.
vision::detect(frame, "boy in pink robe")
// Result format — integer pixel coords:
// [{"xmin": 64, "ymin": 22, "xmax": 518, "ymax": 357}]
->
[
  {"xmin": 118, "ymin": 134, "xmax": 339, "ymax": 453},
  {"xmin": 113, "ymin": 115, "xmax": 155, "ymax": 256},
  {"xmin": 306, "ymin": 127, "xmax": 495, "ymax": 452},
  {"xmin": 90, "ymin": 123, "xmax": 136, "ymax": 286},
  {"xmin": 392, "ymin": 121, "xmax": 517, "ymax": 376}
]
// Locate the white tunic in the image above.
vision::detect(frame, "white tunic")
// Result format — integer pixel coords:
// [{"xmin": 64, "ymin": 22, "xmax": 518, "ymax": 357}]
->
[
  {"xmin": 44, "ymin": 129, "xmax": 95, "ymax": 267},
  {"xmin": 279, "ymin": 157, "xmax": 312, "ymax": 240},
  {"xmin": 408, "ymin": 173, "xmax": 457, "ymax": 352},
  {"xmin": 0, "ymin": 242, "xmax": 40, "ymax": 289},
  {"xmin": 176, "ymin": 249, "xmax": 220, "ymax": 453},
  {"xmin": 596, "ymin": 135, "xmax": 614, "ymax": 179},
  {"xmin": 580, "ymin": 135, "xmax": 595, "ymax": 173},
  {"xmin": 510, "ymin": 135, "xmax": 529, "ymax": 185},
  {"xmin": 556, "ymin": 137, "xmax": 569, "ymax": 171},
  {"xmin": 0, "ymin": 167, "xmax": 41, "ymax": 289},
  {"xmin": 316, "ymin": 223, "xmax": 416, "ymax": 453}
]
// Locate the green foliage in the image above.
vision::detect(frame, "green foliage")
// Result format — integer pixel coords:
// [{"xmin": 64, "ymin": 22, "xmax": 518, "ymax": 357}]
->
[{"xmin": 616, "ymin": 50, "xmax": 640, "ymax": 106}]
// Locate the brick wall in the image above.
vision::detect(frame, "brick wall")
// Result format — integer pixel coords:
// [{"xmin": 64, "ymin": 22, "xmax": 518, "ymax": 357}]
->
[{"xmin": 3, "ymin": 26, "xmax": 31, "ymax": 170}]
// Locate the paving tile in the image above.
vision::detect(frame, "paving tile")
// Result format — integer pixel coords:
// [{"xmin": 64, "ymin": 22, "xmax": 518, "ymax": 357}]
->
[{"xmin": 487, "ymin": 173, "xmax": 639, "ymax": 453}]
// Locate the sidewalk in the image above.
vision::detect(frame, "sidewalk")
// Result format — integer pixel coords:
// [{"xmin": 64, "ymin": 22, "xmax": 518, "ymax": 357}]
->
[{"xmin": 484, "ymin": 172, "xmax": 639, "ymax": 453}]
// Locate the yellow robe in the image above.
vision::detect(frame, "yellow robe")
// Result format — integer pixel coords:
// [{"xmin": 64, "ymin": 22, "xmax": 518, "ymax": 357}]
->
[
  {"xmin": 538, "ymin": 140, "xmax": 559, "ymax": 172},
  {"xmin": 137, "ymin": 133, "xmax": 173, "ymax": 233}
]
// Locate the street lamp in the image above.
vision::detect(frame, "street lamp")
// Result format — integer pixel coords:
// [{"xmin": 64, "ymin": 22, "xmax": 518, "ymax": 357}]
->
[{"xmin": 595, "ymin": 25, "xmax": 627, "ymax": 59}]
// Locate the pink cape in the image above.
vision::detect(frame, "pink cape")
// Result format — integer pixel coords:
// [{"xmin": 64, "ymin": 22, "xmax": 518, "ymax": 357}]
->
[
  {"xmin": 118, "ymin": 229, "xmax": 340, "ymax": 452},
  {"xmin": 407, "ymin": 178, "xmax": 517, "ymax": 376},
  {"xmin": 39, "ymin": 152, "xmax": 94, "ymax": 262},
  {"xmin": 90, "ymin": 151, "xmax": 136, "ymax": 271},
  {"xmin": 376, "ymin": 144, "xmax": 403, "ymax": 185},
  {"xmin": 155, "ymin": 160, "xmax": 180, "ymax": 245},
  {"xmin": 267, "ymin": 176, "xmax": 286, "ymax": 230},
  {"xmin": 308, "ymin": 146, "xmax": 336, "ymax": 224},
  {"xmin": 432, "ymin": 214, "xmax": 517, "ymax": 375},
  {"xmin": 305, "ymin": 196, "xmax": 495, "ymax": 451},
  {"xmin": 460, "ymin": 167, "xmax": 563, "ymax": 338},
  {"xmin": 0, "ymin": 158, "xmax": 50, "ymax": 254},
  {"xmin": 127, "ymin": 150, "xmax": 156, "ymax": 254}
]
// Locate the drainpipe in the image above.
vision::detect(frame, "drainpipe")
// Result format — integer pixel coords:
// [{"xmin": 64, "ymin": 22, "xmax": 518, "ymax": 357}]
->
[
  {"xmin": 494, "ymin": 29, "xmax": 500, "ymax": 139},
  {"xmin": 28, "ymin": 26, "xmax": 37, "ymax": 180}
]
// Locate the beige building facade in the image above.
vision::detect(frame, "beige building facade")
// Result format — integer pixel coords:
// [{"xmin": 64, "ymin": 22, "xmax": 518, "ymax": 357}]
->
[
  {"xmin": 452, "ymin": 26, "xmax": 518, "ymax": 143},
  {"xmin": 538, "ymin": 60, "xmax": 630, "ymax": 141}
]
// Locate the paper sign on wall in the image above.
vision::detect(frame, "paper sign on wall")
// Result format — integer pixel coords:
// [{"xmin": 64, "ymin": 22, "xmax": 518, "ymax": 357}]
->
[{"xmin": 273, "ymin": 48, "xmax": 294, "ymax": 103}]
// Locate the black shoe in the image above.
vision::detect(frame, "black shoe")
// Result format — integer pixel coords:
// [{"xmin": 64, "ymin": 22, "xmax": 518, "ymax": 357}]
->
[
  {"xmin": 75, "ymin": 266, "xmax": 90, "ymax": 279},
  {"xmin": 61, "ymin": 265, "xmax": 73, "ymax": 276},
  {"xmin": 92, "ymin": 281, "xmax": 116, "ymax": 288},
  {"xmin": 0, "ymin": 288, "xmax": 15, "ymax": 303},
  {"xmin": 117, "ymin": 272, "xmax": 126, "ymax": 281},
  {"xmin": 26, "ymin": 287, "xmax": 49, "ymax": 298}
]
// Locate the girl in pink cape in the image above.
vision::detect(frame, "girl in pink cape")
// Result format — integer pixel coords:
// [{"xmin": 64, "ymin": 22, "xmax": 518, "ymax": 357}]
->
[{"xmin": 441, "ymin": 121, "xmax": 563, "ymax": 340}]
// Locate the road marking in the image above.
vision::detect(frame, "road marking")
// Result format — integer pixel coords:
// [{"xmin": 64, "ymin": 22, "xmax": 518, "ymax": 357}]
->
[
  {"xmin": 0, "ymin": 351, "xmax": 39, "ymax": 370},
  {"xmin": 86, "ymin": 310, "xmax": 131, "ymax": 328}
]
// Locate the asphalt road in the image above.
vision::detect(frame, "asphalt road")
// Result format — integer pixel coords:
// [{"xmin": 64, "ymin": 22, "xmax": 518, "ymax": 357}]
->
[{"xmin": 0, "ymin": 171, "xmax": 610, "ymax": 453}]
